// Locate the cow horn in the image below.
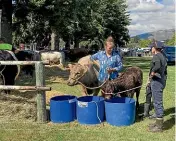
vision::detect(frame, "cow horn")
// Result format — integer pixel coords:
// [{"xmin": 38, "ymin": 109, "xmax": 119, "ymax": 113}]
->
[
  {"xmin": 68, "ymin": 63, "xmax": 73, "ymax": 68},
  {"xmin": 65, "ymin": 67, "xmax": 70, "ymax": 71}
]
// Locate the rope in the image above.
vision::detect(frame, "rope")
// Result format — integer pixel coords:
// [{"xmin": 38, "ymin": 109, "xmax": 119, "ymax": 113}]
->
[
  {"xmin": 75, "ymin": 65, "xmax": 88, "ymax": 82},
  {"xmin": 0, "ymin": 65, "xmax": 6, "ymax": 85},
  {"xmin": 75, "ymin": 62, "xmax": 109, "ymax": 90},
  {"xmin": 101, "ymin": 85, "xmax": 143, "ymax": 95},
  {"xmin": 78, "ymin": 78, "xmax": 109, "ymax": 90},
  {"xmin": 91, "ymin": 101, "xmax": 102, "ymax": 123},
  {"xmin": 76, "ymin": 61, "xmax": 109, "ymax": 90},
  {"xmin": 6, "ymin": 50, "xmax": 20, "ymax": 80}
]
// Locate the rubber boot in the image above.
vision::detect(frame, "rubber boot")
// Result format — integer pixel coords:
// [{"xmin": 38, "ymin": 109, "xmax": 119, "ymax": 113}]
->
[
  {"xmin": 138, "ymin": 103, "xmax": 150, "ymax": 118},
  {"xmin": 143, "ymin": 103, "xmax": 150, "ymax": 118},
  {"xmin": 148, "ymin": 118, "xmax": 163, "ymax": 132}
]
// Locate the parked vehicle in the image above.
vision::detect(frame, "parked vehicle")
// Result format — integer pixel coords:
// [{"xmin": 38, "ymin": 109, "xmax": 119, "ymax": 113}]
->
[
  {"xmin": 163, "ymin": 46, "xmax": 176, "ymax": 64},
  {"xmin": 136, "ymin": 48, "xmax": 144, "ymax": 57}
]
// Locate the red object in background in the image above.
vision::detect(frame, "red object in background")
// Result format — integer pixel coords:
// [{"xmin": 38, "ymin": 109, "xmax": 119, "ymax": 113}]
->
[{"xmin": 19, "ymin": 43, "xmax": 25, "ymax": 50}]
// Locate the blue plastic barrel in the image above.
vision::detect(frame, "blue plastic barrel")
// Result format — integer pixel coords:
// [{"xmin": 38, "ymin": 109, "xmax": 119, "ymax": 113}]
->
[
  {"xmin": 77, "ymin": 96, "xmax": 105, "ymax": 125},
  {"xmin": 50, "ymin": 95, "xmax": 77, "ymax": 123},
  {"xmin": 105, "ymin": 97, "xmax": 136, "ymax": 126}
]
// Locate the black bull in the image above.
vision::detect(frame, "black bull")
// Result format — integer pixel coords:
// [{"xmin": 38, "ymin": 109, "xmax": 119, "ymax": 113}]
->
[
  {"xmin": 0, "ymin": 50, "xmax": 40, "ymax": 93},
  {"xmin": 15, "ymin": 50, "xmax": 40, "ymax": 76},
  {"xmin": 0, "ymin": 50, "xmax": 19, "ymax": 93}
]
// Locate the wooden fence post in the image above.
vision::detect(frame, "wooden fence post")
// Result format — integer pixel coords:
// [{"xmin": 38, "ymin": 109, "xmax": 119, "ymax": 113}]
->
[{"xmin": 35, "ymin": 62, "xmax": 47, "ymax": 123}]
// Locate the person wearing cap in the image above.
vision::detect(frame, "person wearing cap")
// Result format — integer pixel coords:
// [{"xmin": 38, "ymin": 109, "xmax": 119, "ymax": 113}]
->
[{"xmin": 144, "ymin": 40, "xmax": 167, "ymax": 132}]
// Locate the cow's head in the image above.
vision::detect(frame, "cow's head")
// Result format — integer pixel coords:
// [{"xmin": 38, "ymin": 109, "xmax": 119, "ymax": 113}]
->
[
  {"xmin": 67, "ymin": 63, "xmax": 88, "ymax": 86},
  {"xmin": 101, "ymin": 81, "xmax": 115, "ymax": 99}
]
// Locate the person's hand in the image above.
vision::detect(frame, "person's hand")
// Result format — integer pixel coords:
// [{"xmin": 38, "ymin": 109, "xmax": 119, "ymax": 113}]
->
[
  {"xmin": 150, "ymin": 72, "xmax": 155, "ymax": 79},
  {"xmin": 107, "ymin": 68, "xmax": 115, "ymax": 74}
]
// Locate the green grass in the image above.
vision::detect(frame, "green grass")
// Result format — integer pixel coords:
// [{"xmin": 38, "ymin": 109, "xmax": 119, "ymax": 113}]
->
[{"xmin": 0, "ymin": 57, "xmax": 175, "ymax": 141}]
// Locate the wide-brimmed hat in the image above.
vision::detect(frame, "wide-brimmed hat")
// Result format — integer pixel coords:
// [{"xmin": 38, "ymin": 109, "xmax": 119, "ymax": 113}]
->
[{"xmin": 150, "ymin": 41, "xmax": 164, "ymax": 49}]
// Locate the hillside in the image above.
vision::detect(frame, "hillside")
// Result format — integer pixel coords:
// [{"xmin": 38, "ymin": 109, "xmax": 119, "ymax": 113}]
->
[{"xmin": 133, "ymin": 29, "xmax": 175, "ymax": 41}]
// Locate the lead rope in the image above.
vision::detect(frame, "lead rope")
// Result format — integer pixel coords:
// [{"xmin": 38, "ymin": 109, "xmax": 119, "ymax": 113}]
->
[
  {"xmin": 77, "ymin": 78, "xmax": 109, "ymax": 90},
  {"xmin": 101, "ymin": 85, "xmax": 143, "ymax": 95},
  {"xmin": 6, "ymin": 50, "xmax": 20, "ymax": 80},
  {"xmin": 0, "ymin": 66, "xmax": 6, "ymax": 85},
  {"xmin": 76, "ymin": 63, "xmax": 109, "ymax": 90}
]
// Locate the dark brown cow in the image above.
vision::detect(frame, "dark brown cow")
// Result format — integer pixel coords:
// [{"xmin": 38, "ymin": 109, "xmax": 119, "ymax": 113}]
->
[
  {"xmin": 101, "ymin": 67, "xmax": 143, "ymax": 109},
  {"xmin": 14, "ymin": 50, "xmax": 40, "ymax": 77},
  {"xmin": 64, "ymin": 48, "xmax": 93, "ymax": 62}
]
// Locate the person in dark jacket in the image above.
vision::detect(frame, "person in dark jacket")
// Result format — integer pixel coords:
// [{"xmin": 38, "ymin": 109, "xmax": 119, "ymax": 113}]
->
[{"xmin": 144, "ymin": 40, "xmax": 167, "ymax": 132}]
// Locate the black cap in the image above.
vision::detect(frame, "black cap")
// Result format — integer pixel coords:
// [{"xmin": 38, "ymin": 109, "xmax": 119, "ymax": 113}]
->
[{"xmin": 150, "ymin": 41, "xmax": 164, "ymax": 49}]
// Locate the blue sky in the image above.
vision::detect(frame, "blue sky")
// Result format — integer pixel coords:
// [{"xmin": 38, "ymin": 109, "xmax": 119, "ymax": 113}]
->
[{"xmin": 127, "ymin": 0, "xmax": 175, "ymax": 36}]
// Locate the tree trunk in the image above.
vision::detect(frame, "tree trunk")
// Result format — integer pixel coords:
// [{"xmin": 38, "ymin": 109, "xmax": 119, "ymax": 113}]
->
[
  {"xmin": 51, "ymin": 30, "xmax": 60, "ymax": 51},
  {"xmin": 1, "ymin": 18, "xmax": 12, "ymax": 44},
  {"xmin": 65, "ymin": 39, "xmax": 71, "ymax": 50},
  {"xmin": 74, "ymin": 38, "xmax": 79, "ymax": 48},
  {"xmin": 51, "ymin": 32, "xmax": 56, "ymax": 50},
  {"xmin": 55, "ymin": 36, "xmax": 60, "ymax": 51}
]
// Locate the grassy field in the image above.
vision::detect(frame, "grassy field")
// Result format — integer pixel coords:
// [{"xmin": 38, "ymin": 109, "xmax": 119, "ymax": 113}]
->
[{"xmin": 0, "ymin": 57, "xmax": 175, "ymax": 141}]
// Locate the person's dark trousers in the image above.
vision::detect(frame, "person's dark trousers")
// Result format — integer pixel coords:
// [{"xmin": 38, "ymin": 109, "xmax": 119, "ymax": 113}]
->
[{"xmin": 148, "ymin": 79, "xmax": 165, "ymax": 132}]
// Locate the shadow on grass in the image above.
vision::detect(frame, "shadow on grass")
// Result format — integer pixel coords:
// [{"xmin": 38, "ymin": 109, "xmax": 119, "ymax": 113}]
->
[
  {"xmin": 164, "ymin": 117, "xmax": 175, "ymax": 130},
  {"xmin": 164, "ymin": 107, "xmax": 175, "ymax": 116},
  {"xmin": 163, "ymin": 107, "xmax": 175, "ymax": 130},
  {"xmin": 135, "ymin": 105, "xmax": 176, "ymax": 126}
]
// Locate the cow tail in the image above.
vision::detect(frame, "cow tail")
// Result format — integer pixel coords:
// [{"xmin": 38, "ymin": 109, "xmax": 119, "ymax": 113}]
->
[
  {"xmin": 6, "ymin": 50, "xmax": 21, "ymax": 80},
  {"xmin": 15, "ymin": 65, "xmax": 20, "ymax": 80}
]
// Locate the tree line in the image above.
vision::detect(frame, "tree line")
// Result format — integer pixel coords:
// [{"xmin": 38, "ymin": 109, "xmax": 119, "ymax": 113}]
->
[{"xmin": 12, "ymin": 0, "xmax": 130, "ymax": 50}]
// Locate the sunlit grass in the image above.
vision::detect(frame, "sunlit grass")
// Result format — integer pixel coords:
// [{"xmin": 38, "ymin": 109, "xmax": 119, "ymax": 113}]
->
[{"xmin": 0, "ymin": 57, "xmax": 175, "ymax": 141}]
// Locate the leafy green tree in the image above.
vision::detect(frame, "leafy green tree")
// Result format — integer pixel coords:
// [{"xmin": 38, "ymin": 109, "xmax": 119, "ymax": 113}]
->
[
  {"xmin": 12, "ymin": 0, "xmax": 54, "ymax": 46},
  {"xmin": 101, "ymin": 0, "xmax": 130, "ymax": 46},
  {"xmin": 0, "ymin": 0, "xmax": 12, "ymax": 43},
  {"xmin": 12, "ymin": 0, "xmax": 130, "ymax": 49},
  {"xmin": 133, "ymin": 36, "xmax": 140, "ymax": 43},
  {"xmin": 166, "ymin": 34, "xmax": 175, "ymax": 46},
  {"xmin": 139, "ymin": 39, "xmax": 152, "ymax": 48}
]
